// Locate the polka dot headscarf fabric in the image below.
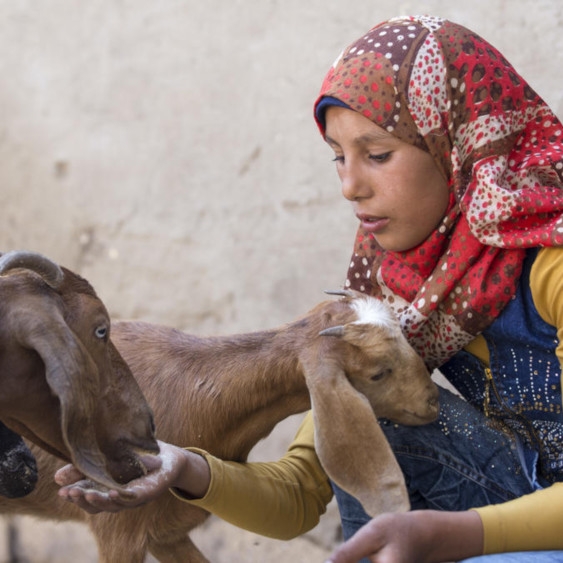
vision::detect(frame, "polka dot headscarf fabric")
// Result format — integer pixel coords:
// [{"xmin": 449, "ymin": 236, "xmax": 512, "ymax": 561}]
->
[{"xmin": 314, "ymin": 15, "xmax": 563, "ymax": 370}]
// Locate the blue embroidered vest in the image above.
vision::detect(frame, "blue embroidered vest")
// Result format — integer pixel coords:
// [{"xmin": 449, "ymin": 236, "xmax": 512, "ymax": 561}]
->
[{"xmin": 440, "ymin": 249, "xmax": 563, "ymax": 483}]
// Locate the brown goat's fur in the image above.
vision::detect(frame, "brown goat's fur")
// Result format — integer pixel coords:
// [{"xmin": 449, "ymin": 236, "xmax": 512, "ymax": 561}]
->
[{"xmin": 0, "ymin": 292, "xmax": 439, "ymax": 562}]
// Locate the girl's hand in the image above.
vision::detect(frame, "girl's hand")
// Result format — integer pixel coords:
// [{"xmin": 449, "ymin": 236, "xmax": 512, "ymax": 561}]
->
[
  {"xmin": 325, "ymin": 510, "xmax": 483, "ymax": 563},
  {"xmin": 55, "ymin": 440, "xmax": 210, "ymax": 514}
]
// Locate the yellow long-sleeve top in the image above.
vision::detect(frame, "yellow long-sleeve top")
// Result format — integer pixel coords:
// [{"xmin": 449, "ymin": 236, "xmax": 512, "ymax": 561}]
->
[{"xmin": 176, "ymin": 247, "xmax": 563, "ymax": 554}]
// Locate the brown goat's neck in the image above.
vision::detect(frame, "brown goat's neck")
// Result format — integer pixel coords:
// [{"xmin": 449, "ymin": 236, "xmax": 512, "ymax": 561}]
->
[{"xmin": 113, "ymin": 317, "xmax": 317, "ymax": 462}]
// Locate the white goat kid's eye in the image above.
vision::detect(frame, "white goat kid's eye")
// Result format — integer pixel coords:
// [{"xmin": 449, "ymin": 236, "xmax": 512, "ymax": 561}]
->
[
  {"xmin": 95, "ymin": 326, "xmax": 108, "ymax": 340},
  {"xmin": 371, "ymin": 368, "xmax": 391, "ymax": 382}
]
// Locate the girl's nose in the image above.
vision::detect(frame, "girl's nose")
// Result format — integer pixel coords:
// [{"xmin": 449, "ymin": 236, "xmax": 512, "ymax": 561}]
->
[{"xmin": 340, "ymin": 165, "xmax": 373, "ymax": 201}]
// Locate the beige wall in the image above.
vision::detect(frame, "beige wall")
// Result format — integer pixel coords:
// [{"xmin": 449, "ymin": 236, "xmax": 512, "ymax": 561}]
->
[
  {"xmin": 2, "ymin": 0, "xmax": 562, "ymax": 335},
  {"xmin": 1, "ymin": 1, "xmax": 562, "ymax": 561}
]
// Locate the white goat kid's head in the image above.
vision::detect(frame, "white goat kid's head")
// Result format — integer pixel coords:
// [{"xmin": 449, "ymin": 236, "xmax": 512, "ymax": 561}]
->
[{"xmin": 317, "ymin": 290, "xmax": 439, "ymax": 425}]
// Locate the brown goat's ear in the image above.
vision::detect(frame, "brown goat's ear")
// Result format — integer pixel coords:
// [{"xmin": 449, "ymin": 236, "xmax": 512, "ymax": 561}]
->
[{"xmin": 27, "ymin": 319, "xmax": 123, "ymax": 491}]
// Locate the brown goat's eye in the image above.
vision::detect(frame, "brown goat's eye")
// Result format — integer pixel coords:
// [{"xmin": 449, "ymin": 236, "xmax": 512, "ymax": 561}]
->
[{"xmin": 95, "ymin": 325, "xmax": 108, "ymax": 340}]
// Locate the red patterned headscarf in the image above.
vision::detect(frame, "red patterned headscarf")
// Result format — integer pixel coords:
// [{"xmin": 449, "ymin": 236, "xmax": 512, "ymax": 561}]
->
[{"xmin": 314, "ymin": 15, "xmax": 563, "ymax": 369}]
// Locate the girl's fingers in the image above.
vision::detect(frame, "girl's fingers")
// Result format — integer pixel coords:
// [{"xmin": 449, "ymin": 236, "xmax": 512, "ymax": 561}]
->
[{"xmin": 54, "ymin": 464, "xmax": 86, "ymax": 486}]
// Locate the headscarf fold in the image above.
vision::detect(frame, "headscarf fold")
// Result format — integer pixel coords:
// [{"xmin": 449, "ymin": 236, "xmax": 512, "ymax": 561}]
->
[{"xmin": 314, "ymin": 15, "xmax": 563, "ymax": 369}]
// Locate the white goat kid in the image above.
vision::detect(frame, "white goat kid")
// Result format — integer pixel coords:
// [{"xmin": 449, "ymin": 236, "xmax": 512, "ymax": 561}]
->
[{"xmin": 301, "ymin": 291, "xmax": 428, "ymax": 515}]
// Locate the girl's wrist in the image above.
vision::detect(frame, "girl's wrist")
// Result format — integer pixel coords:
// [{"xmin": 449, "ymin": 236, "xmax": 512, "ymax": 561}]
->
[
  {"xmin": 419, "ymin": 509, "xmax": 484, "ymax": 562},
  {"xmin": 171, "ymin": 448, "xmax": 211, "ymax": 500}
]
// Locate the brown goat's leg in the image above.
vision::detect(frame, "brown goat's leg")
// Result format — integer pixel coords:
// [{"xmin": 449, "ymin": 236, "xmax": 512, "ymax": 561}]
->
[
  {"xmin": 148, "ymin": 535, "xmax": 210, "ymax": 563},
  {"xmin": 88, "ymin": 514, "xmax": 150, "ymax": 563},
  {"xmin": 302, "ymin": 354, "xmax": 410, "ymax": 516}
]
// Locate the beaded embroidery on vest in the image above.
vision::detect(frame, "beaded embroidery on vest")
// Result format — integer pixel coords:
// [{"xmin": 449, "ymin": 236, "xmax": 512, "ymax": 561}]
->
[{"xmin": 441, "ymin": 249, "xmax": 563, "ymax": 483}]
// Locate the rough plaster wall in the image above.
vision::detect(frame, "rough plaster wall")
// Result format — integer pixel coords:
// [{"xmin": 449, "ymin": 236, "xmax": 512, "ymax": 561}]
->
[
  {"xmin": 0, "ymin": 1, "xmax": 562, "ymax": 561},
  {"xmin": 2, "ymin": 0, "xmax": 562, "ymax": 335}
]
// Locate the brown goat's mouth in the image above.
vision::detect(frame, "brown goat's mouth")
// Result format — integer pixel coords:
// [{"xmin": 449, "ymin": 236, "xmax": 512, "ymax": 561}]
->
[{"xmin": 138, "ymin": 451, "xmax": 162, "ymax": 474}]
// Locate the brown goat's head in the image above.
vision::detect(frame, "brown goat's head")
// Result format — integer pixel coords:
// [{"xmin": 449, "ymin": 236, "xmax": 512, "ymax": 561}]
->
[
  {"xmin": 0, "ymin": 250, "xmax": 160, "ymax": 490},
  {"xmin": 302, "ymin": 290, "xmax": 439, "ymax": 425}
]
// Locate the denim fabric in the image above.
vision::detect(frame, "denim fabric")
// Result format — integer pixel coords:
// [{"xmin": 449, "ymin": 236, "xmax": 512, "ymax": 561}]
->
[
  {"xmin": 441, "ymin": 248, "xmax": 563, "ymax": 483},
  {"xmin": 461, "ymin": 553, "xmax": 563, "ymax": 562},
  {"xmin": 331, "ymin": 387, "xmax": 562, "ymax": 563}
]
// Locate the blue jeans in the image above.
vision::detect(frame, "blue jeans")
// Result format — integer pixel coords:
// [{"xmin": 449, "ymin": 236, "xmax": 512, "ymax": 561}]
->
[
  {"xmin": 462, "ymin": 555, "xmax": 563, "ymax": 562},
  {"xmin": 332, "ymin": 387, "xmax": 563, "ymax": 562}
]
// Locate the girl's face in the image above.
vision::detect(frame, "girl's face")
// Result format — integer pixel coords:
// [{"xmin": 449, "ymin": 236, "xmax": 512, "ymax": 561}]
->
[{"xmin": 325, "ymin": 106, "xmax": 450, "ymax": 252}]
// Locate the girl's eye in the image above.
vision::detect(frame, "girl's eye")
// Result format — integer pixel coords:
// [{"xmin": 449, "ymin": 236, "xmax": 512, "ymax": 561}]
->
[
  {"xmin": 331, "ymin": 151, "xmax": 391, "ymax": 164},
  {"xmin": 369, "ymin": 152, "xmax": 391, "ymax": 163}
]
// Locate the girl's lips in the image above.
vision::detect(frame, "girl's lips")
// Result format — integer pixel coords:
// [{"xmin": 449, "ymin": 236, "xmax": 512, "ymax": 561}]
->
[{"xmin": 356, "ymin": 214, "xmax": 390, "ymax": 233}]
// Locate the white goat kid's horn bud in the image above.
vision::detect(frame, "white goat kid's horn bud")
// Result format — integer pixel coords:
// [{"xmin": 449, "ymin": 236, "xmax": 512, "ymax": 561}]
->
[{"xmin": 319, "ymin": 326, "xmax": 345, "ymax": 337}]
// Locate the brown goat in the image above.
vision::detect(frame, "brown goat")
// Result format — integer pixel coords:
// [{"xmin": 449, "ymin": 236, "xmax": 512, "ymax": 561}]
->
[
  {"xmin": 0, "ymin": 290, "xmax": 439, "ymax": 562},
  {"xmin": 0, "ymin": 250, "xmax": 160, "ymax": 492}
]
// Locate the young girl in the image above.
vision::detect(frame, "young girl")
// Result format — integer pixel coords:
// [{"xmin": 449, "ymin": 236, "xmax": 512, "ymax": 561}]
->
[{"xmin": 56, "ymin": 15, "xmax": 563, "ymax": 562}]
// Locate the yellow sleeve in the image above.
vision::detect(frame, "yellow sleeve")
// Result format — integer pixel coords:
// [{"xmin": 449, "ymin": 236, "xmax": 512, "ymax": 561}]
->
[
  {"xmin": 475, "ymin": 483, "xmax": 563, "ymax": 553},
  {"xmin": 474, "ymin": 247, "xmax": 563, "ymax": 554},
  {"xmin": 529, "ymin": 246, "xmax": 563, "ymax": 367},
  {"xmin": 171, "ymin": 412, "xmax": 332, "ymax": 539}
]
